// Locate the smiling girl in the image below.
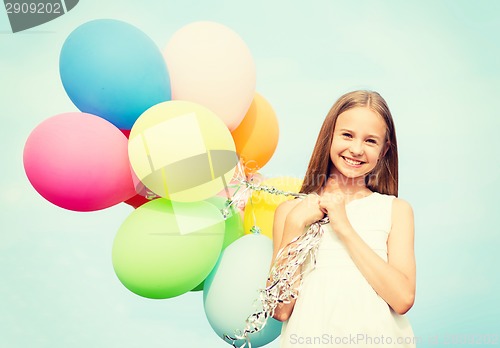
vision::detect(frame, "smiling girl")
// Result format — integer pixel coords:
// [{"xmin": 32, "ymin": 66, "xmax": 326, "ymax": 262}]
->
[{"xmin": 271, "ymin": 90, "xmax": 416, "ymax": 347}]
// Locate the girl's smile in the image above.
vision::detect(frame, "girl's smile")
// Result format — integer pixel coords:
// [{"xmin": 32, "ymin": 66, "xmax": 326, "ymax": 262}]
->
[{"xmin": 342, "ymin": 156, "xmax": 365, "ymax": 167}]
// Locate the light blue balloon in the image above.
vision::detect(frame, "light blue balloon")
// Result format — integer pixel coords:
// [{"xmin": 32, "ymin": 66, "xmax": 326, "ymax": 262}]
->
[
  {"xmin": 59, "ymin": 19, "xmax": 171, "ymax": 130},
  {"xmin": 203, "ymin": 233, "xmax": 282, "ymax": 347}
]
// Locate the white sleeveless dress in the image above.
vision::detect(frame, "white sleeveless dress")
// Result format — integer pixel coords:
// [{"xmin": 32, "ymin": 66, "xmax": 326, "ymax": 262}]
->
[{"xmin": 280, "ymin": 192, "xmax": 415, "ymax": 348}]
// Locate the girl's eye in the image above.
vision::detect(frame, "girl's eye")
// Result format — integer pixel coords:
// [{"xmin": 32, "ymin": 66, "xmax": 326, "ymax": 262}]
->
[
  {"xmin": 366, "ymin": 139, "xmax": 377, "ymax": 144},
  {"xmin": 342, "ymin": 133, "xmax": 352, "ymax": 138}
]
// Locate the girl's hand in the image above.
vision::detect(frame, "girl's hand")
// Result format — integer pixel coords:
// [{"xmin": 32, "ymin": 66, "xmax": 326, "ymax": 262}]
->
[
  {"xmin": 273, "ymin": 195, "xmax": 325, "ymax": 260},
  {"xmin": 318, "ymin": 184, "xmax": 350, "ymax": 234},
  {"xmin": 287, "ymin": 194, "xmax": 325, "ymax": 228}
]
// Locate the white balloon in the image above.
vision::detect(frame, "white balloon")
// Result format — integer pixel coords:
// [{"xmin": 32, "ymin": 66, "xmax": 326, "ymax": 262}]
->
[
  {"xmin": 203, "ymin": 233, "xmax": 282, "ymax": 347},
  {"xmin": 163, "ymin": 21, "xmax": 256, "ymax": 131}
]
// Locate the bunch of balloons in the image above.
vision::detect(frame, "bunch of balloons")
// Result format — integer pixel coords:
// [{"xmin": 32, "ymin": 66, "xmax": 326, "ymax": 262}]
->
[{"xmin": 23, "ymin": 19, "xmax": 300, "ymax": 347}]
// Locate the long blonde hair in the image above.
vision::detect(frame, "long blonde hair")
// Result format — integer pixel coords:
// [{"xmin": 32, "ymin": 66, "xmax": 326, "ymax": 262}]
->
[{"xmin": 299, "ymin": 90, "xmax": 399, "ymax": 196}]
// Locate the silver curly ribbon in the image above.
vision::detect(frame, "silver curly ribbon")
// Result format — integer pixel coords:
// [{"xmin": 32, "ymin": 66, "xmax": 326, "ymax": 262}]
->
[
  {"xmin": 220, "ymin": 177, "xmax": 304, "ymax": 220},
  {"xmin": 220, "ymin": 160, "xmax": 304, "ymax": 220},
  {"xmin": 223, "ymin": 214, "xmax": 330, "ymax": 348}
]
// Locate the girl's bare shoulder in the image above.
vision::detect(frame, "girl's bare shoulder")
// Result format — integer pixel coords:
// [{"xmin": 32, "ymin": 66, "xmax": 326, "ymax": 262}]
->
[
  {"xmin": 391, "ymin": 197, "xmax": 414, "ymax": 234},
  {"xmin": 392, "ymin": 197, "xmax": 414, "ymax": 216},
  {"xmin": 275, "ymin": 197, "xmax": 302, "ymax": 218}
]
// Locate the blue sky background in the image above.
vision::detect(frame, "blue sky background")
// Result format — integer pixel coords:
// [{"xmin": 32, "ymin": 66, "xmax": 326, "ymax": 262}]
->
[{"xmin": 1, "ymin": 1, "xmax": 499, "ymax": 347}]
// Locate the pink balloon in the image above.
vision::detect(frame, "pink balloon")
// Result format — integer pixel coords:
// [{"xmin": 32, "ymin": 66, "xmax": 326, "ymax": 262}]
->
[
  {"xmin": 163, "ymin": 21, "xmax": 256, "ymax": 131},
  {"xmin": 23, "ymin": 112, "xmax": 136, "ymax": 211}
]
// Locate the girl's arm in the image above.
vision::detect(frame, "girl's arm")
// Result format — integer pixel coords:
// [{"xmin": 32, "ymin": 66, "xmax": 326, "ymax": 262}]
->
[
  {"xmin": 268, "ymin": 195, "xmax": 324, "ymax": 322},
  {"xmin": 334, "ymin": 198, "xmax": 416, "ymax": 314},
  {"xmin": 268, "ymin": 199, "xmax": 300, "ymax": 322}
]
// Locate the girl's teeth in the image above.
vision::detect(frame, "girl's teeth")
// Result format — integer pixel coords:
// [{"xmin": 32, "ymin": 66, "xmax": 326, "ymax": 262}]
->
[{"xmin": 345, "ymin": 157, "xmax": 361, "ymax": 165}]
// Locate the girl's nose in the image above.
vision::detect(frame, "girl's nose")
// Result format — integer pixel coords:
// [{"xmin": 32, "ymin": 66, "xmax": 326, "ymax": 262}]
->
[{"xmin": 349, "ymin": 142, "xmax": 364, "ymax": 156}]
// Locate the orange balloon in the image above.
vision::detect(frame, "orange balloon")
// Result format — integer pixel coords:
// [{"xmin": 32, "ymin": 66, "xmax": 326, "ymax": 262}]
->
[{"xmin": 231, "ymin": 93, "xmax": 279, "ymax": 174}]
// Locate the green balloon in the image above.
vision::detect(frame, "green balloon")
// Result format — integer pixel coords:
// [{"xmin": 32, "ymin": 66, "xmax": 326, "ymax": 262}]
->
[
  {"xmin": 112, "ymin": 198, "xmax": 225, "ymax": 299},
  {"xmin": 191, "ymin": 280, "xmax": 205, "ymax": 292},
  {"xmin": 190, "ymin": 196, "xmax": 245, "ymax": 292}
]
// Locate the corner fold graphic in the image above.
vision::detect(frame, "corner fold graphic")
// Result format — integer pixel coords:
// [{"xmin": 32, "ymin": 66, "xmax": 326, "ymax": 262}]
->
[
  {"xmin": 64, "ymin": 0, "xmax": 78, "ymax": 11},
  {"xmin": 5, "ymin": 0, "xmax": 79, "ymax": 33}
]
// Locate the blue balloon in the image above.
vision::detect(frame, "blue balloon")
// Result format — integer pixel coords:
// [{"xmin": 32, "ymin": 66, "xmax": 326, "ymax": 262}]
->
[
  {"xmin": 59, "ymin": 19, "xmax": 171, "ymax": 130},
  {"xmin": 203, "ymin": 234, "xmax": 282, "ymax": 347}
]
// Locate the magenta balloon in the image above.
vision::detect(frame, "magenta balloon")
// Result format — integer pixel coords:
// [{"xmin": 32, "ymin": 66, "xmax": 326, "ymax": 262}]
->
[{"xmin": 23, "ymin": 112, "xmax": 136, "ymax": 211}]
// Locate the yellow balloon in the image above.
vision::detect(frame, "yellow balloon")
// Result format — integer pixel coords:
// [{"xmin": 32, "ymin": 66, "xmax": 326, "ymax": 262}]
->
[
  {"xmin": 243, "ymin": 176, "xmax": 303, "ymax": 239},
  {"xmin": 128, "ymin": 101, "xmax": 238, "ymax": 202}
]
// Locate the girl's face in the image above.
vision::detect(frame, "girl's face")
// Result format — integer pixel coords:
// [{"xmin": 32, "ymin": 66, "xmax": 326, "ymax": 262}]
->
[{"xmin": 330, "ymin": 107, "xmax": 387, "ymax": 181}]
